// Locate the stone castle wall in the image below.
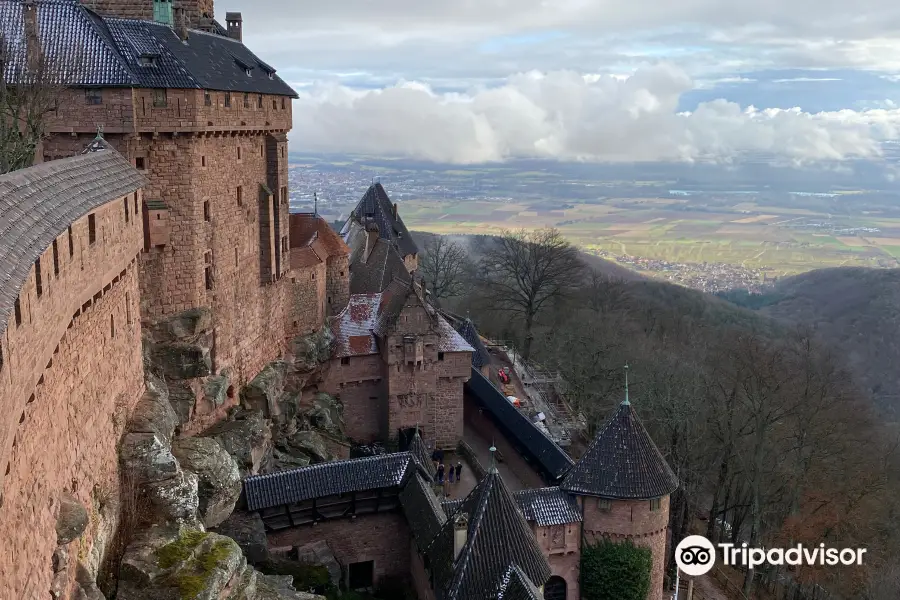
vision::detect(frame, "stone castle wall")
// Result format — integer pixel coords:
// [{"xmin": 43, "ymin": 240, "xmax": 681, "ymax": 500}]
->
[
  {"xmin": 581, "ymin": 494, "xmax": 671, "ymax": 600},
  {"xmin": 532, "ymin": 522, "xmax": 581, "ymax": 600},
  {"xmin": 0, "ymin": 196, "xmax": 145, "ymax": 598}
]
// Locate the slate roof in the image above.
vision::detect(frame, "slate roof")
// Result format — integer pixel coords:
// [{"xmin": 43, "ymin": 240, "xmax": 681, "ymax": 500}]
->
[
  {"xmin": 243, "ymin": 452, "xmax": 415, "ymax": 512},
  {"xmin": 331, "ymin": 293, "xmax": 382, "ymax": 357},
  {"xmin": 0, "ymin": 0, "xmax": 297, "ymax": 95},
  {"xmin": 348, "ymin": 231, "xmax": 410, "ymax": 294},
  {"xmin": 437, "ymin": 315, "xmax": 476, "ymax": 354},
  {"xmin": 409, "ymin": 430, "xmax": 435, "ymax": 483},
  {"xmin": 428, "ymin": 469, "xmax": 551, "ymax": 600},
  {"xmin": 458, "ymin": 319, "xmax": 491, "ymax": 368},
  {"xmin": 514, "ymin": 487, "xmax": 582, "ymax": 527},
  {"xmin": 0, "ymin": 142, "xmax": 145, "ymax": 339},
  {"xmin": 497, "ymin": 565, "xmax": 544, "ymax": 600},
  {"xmin": 290, "ymin": 246, "xmax": 322, "ymax": 270},
  {"xmin": 342, "ymin": 183, "xmax": 418, "ymax": 258},
  {"xmin": 466, "ymin": 369, "xmax": 574, "ymax": 483},
  {"xmin": 399, "ymin": 472, "xmax": 446, "ymax": 551},
  {"xmin": 560, "ymin": 400, "xmax": 679, "ymax": 499},
  {"xmin": 443, "ymin": 488, "xmax": 582, "ymax": 528}
]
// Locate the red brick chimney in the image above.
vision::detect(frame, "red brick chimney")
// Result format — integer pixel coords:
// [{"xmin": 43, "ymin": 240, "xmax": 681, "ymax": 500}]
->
[{"xmin": 226, "ymin": 12, "xmax": 242, "ymax": 42}]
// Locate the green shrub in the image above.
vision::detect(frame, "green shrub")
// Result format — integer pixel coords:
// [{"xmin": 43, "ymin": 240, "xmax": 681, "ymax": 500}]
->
[{"xmin": 581, "ymin": 537, "xmax": 653, "ymax": 600}]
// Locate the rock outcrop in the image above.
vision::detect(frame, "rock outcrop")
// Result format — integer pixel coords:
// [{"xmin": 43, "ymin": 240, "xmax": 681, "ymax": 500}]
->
[
  {"xmin": 172, "ymin": 437, "xmax": 241, "ymax": 528},
  {"xmin": 240, "ymin": 362, "xmax": 292, "ymax": 420},
  {"xmin": 302, "ymin": 393, "xmax": 343, "ymax": 438},
  {"xmin": 212, "ymin": 512, "xmax": 269, "ymax": 565},
  {"xmin": 144, "ymin": 309, "xmax": 214, "ymax": 381},
  {"xmin": 202, "ymin": 410, "xmax": 272, "ymax": 477},
  {"xmin": 116, "ymin": 527, "xmax": 323, "ymax": 600},
  {"xmin": 57, "ymin": 492, "xmax": 89, "ymax": 545}
]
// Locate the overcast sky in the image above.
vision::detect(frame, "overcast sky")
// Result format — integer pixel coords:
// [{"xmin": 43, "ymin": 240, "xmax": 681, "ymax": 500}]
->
[{"xmin": 220, "ymin": 0, "xmax": 900, "ymax": 164}]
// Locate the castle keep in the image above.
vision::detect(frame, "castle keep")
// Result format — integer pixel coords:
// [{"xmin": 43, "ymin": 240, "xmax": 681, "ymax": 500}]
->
[{"xmin": 0, "ymin": 1, "xmax": 680, "ymax": 598}]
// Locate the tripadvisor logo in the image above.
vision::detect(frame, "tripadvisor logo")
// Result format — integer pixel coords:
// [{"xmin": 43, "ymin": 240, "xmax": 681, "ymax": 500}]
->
[{"xmin": 675, "ymin": 535, "xmax": 867, "ymax": 577}]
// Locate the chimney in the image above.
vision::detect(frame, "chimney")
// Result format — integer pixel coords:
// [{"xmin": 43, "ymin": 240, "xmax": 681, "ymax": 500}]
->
[
  {"xmin": 174, "ymin": 5, "xmax": 188, "ymax": 41},
  {"xmin": 453, "ymin": 512, "xmax": 469, "ymax": 560},
  {"xmin": 226, "ymin": 12, "xmax": 243, "ymax": 42},
  {"xmin": 392, "ymin": 203, "xmax": 398, "ymax": 220},
  {"xmin": 23, "ymin": 0, "xmax": 40, "ymax": 71}
]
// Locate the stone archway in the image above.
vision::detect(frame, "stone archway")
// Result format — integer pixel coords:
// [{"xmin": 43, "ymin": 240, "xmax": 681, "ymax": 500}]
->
[{"xmin": 544, "ymin": 575, "xmax": 567, "ymax": 600}]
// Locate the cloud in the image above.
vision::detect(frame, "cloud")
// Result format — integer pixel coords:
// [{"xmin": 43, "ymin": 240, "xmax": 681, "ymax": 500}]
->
[{"xmin": 292, "ymin": 66, "xmax": 900, "ymax": 164}]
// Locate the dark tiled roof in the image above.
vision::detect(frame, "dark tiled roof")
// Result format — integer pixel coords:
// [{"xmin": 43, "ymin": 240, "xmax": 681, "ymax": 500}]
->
[
  {"xmin": 343, "ymin": 183, "xmax": 418, "ymax": 258},
  {"xmin": 436, "ymin": 316, "xmax": 475, "ymax": 353},
  {"xmin": 428, "ymin": 470, "xmax": 551, "ymax": 600},
  {"xmin": 514, "ymin": 488, "xmax": 582, "ymax": 527},
  {"xmin": 0, "ymin": 142, "xmax": 145, "ymax": 339},
  {"xmin": 409, "ymin": 430, "xmax": 435, "ymax": 483},
  {"xmin": 399, "ymin": 472, "xmax": 446, "ymax": 551},
  {"xmin": 372, "ymin": 278, "xmax": 418, "ymax": 336},
  {"xmin": 443, "ymin": 488, "xmax": 582, "ymax": 527},
  {"xmin": 457, "ymin": 319, "xmax": 491, "ymax": 368},
  {"xmin": 331, "ymin": 293, "xmax": 381, "ymax": 357},
  {"xmin": 0, "ymin": 0, "xmax": 297, "ymax": 95},
  {"xmin": 243, "ymin": 452, "xmax": 415, "ymax": 512},
  {"xmin": 497, "ymin": 565, "xmax": 544, "ymax": 600},
  {"xmin": 348, "ymin": 232, "xmax": 410, "ymax": 295},
  {"xmin": 466, "ymin": 369, "xmax": 574, "ymax": 482},
  {"xmin": 560, "ymin": 400, "xmax": 678, "ymax": 499}
]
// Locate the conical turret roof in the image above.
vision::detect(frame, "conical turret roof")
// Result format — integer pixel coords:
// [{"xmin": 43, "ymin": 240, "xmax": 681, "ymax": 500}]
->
[{"xmin": 560, "ymin": 400, "xmax": 678, "ymax": 499}]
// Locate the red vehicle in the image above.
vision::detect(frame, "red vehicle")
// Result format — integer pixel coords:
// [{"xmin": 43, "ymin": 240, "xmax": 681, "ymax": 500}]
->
[{"xmin": 498, "ymin": 368, "xmax": 510, "ymax": 384}]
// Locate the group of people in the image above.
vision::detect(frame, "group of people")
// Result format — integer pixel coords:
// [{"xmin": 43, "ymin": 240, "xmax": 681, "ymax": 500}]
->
[{"xmin": 437, "ymin": 461, "xmax": 462, "ymax": 485}]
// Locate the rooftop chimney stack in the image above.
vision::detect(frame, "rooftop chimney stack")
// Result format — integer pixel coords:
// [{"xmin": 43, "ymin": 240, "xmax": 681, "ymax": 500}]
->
[
  {"xmin": 23, "ymin": 0, "xmax": 40, "ymax": 71},
  {"xmin": 453, "ymin": 512, "xmax": 469, "ymax": 560},
  {"xmin": 226, "ymin": 12, "xmax": 243, "ymax": 41},
  {"xmin": 174, "ymin": 5, "xmax": 188, "ymax": 41}
]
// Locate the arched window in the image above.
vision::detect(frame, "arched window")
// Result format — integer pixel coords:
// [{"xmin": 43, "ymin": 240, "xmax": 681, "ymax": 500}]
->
[{"xmin": 544, "ymin": 575, "xmax": 567, "ymax": 600}]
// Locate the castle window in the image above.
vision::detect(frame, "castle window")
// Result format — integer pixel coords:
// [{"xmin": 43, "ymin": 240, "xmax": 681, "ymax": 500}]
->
[
  {"xmin": 341, "ymin": 357, "xmax": 350, "ymax": 365},
  {"xmin": 237, "ymin": 146, "xmax": 242, "ymax": 160},
  {"xmin": 201, "ymin": 155, "xmax": 206, "ymax": 167},
  {"xmin": 340, "ymin": 271, "xmax": 344, "ymax": 276},
  {"xmin": 52, "ymin": 239, "xmax": 59, "ymax": 275},
  {"xmin": 272, "ymin": 98, "xmax": 277, "ymax": 110},
  {"xmin": 237, "ymin": 186, "xmax": 243, "ymax": 207},
  {"xmin": 110, "ymin": 314, "xmax": 115, "ymax": 338},
  {"xmin": 598, "ymin": 498, "xmax": 611, "ymax": 512},
  {"xmin": 438, "ymin": 352, "xmax": 445, "ymax": 361},
  {"xmin": 34, "ymin": 257, "xmax": 42, "ymax": 297},
  {"xmin": 281, "ymin": 97, "xmax": 286, "ymax": 109},
  {"xmin": 243, "ymin": 93, "xmax": 250, "ymax": 108},
  {"xmin": 204, "ymin": 92, "xmax": 211, "ymax": 106},
  {"xmin": 257, "ymin": 94, "xmax": 263, "ymax": 108},
  {"xmin": 224, "ymin": 92, "xmax": 232, "ymax": 108},
  {"xmin": 124, "ymin": 197, "xmax": 130, "ymax": 224},
  {"xmin": 203, "ymin": 200, "xmax": 210, "ymax": 222},
  {"xmin": 311, "ymin": 272, "xmax": 316, "ymax": 281},
  {"xmin": 205, "ymin": 266, "xmax": 213, "ymax": 290},
  {"xmin": 85, "ymin": 89, "xmax": 102, "ymax": 105},
  {"xmin": 67, "ymin": 226, "xmax": 73, "ymax": 256},
  {"xmin": 650, "ymin": 498, "xmax": 661, "ymax": 511},
  {"xmin": 126, "ymin": 292, "xmax": 133, "ymax": 325},
  {"xmin": 14, "ymin": 298, "xmax": 21, "ymax": 326},
  {"xmin": 88, "ymin": 214, "xmax": 96, "ymax": 244},
  {"xmin": 152, "ymin": 89, "xmax": 167, "ymax": 108},
  {"xmin": 135, "ymin": 157, "xmax": 146, "ymax": 171},
  {"xmin": 134, "ymin": 193, "xmax": 139, "ymax": 215}
]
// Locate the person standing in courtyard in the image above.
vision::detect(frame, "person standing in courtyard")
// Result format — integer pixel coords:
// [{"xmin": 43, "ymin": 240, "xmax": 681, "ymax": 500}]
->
[
  {"xmin": 455, "ymin": 461, "xmax": 462, "ymax": 483},
  {"xmin": 437, "ymin": 462, "xmax": 445, "ymax": 484}
]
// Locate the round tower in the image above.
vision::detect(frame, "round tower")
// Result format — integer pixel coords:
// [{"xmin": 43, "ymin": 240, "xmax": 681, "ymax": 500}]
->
[{"xmin": 560, "ymin": 371, "xmax": 678, "ymax": 600}]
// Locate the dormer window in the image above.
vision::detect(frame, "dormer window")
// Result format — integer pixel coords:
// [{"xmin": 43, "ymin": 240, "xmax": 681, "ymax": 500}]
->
[
  {"xmin": 245, "ymin": 68, "xmax": 252, "ymax": 76},
  {"xmin": 140, "ymin": 53, "xmax": 159, "ymax": 67}
]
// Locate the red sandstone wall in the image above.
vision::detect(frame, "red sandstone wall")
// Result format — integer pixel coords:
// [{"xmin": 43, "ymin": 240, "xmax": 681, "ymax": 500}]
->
[
  {"xmin": 267, "ymin": 512, "xmax": 412, "ymax": 588},
  {"xmin": 288, "ymin": 261, "xmax": 326, "ymax": 336},
  {"xmin": 338, "ymin": 380, "xmax": 388, "ymax": 444},
  {"xmin": 0, "ymin": 197, "xmax": 144, "ymax": 599},
  {"xmin": 532, "ymin": 523, "xmax": 580, "ymax": 600},
  {"xmin": 326, "ymin": 255, "xmax": 350, "ymax": 315},
  {"xmin": 581, "ymin": 495, "xmax": 670, "ymax": 600}
]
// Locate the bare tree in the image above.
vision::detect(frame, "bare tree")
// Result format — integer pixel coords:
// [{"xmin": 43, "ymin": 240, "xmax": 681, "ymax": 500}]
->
[
  {"xmin": 0, "ymin": 7, "xmax": 79, "ymax": 174},
  {"xmin": 419, "ymin": 235, "xmax": 469, "ymax": 300},
  {"xmin": 476, "ymin": 228, "xmax": 584, "ymax": 360}
]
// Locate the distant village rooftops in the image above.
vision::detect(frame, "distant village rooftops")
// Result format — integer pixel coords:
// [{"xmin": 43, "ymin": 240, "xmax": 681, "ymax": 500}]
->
[
  {"xmin": 560, "ymin": 400, "xmax": 679, "ymax": 499},
  {"xmin": 0, "ymin": 0, "xmax": 297, "ymax": 95},
  {"xmin": 0, "ymin": 140, "xmax": 145, "ymax": 338}
]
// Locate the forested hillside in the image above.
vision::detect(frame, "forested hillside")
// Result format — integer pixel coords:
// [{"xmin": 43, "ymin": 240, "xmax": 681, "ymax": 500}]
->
[{"xmin": 413, "ymin": 228, "xmax": 900, "ymax": 599}]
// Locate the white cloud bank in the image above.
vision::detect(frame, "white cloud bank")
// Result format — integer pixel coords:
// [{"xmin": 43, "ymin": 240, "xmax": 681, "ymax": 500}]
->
[{"xmin": 292, "ymin": 65, "xmax": 900, "ymax": 164}]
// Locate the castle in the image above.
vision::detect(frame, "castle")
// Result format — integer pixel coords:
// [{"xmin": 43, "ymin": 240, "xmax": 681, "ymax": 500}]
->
[{"xmin": 0, "ymin": 1, "xmax": 679, "ymax": 599}]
